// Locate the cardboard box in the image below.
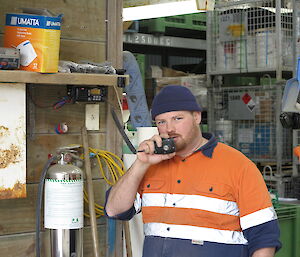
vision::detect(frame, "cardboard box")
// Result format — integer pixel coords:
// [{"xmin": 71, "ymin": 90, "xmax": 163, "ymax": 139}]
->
[
  {"xmin": 162, "ymin": 67, "xmax": 188, "ymax": 77},
  {"xmin": 147, "ymin": 65, "xmax": 162, "ymax": 79},
  {"xmin": 255, "ymin": 92, "xmax": 273, "ymax": 122},
  {"xmin": 155, "ymin": 75, "xmax": 207, "ymax": 108},
  {"xmin": 155, "ymin": 75, "xmax": 207, "ymax": 94},
  {"xmin": 4, "ymin": 13, "xmax": 62, "ymax": 73}
]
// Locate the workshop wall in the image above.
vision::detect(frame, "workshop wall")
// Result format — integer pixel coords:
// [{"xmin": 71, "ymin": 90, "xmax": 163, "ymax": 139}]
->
[
  {"xmin": 0, "ymin": 1, "xmax": 122, "ymax": 256},
  {"xmin": 0, "ymin": 0, "xmax": 106, "ymax": 61}
]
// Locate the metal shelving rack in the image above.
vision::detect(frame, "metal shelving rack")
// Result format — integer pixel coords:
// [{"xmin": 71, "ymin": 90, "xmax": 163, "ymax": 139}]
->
[
  {"xmin": 207, "ymin": 82, "xmax": 294, "ymax": 197},
  {"xmin": 207, "ymin": 0, "xmax": 294, "ymax": 81},
  {"xmin": 206, "ymin": 0, "xmax": 296, "ymax": 197}
]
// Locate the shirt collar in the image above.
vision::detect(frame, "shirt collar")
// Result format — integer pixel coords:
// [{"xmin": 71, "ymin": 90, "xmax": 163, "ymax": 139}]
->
[{"xmin": 195, "ymin": 133, "xmax": 218, "ymax": 158}]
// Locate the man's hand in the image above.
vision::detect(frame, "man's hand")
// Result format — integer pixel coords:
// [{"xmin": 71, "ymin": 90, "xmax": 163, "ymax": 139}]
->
[{"xmin": 137, "ymin": 134, "xmax": 175, "ymax": 165}]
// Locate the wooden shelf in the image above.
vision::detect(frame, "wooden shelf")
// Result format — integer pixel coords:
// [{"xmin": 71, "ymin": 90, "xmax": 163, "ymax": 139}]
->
[{"xmin": 0, "ymin": 70, "xmax": 129, "ymax": 86}]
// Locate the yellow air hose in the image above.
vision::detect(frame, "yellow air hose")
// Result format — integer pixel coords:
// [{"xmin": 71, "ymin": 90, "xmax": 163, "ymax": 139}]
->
[{"xmin": 82, "ymin": 147, "xmax": 126, "ymax": 218}]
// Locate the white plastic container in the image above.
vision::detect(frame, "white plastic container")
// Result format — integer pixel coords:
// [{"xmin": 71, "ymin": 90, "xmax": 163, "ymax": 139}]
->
[{"xmin": 215, "ymin": 119, "xmax": 233, "ymax": 145}]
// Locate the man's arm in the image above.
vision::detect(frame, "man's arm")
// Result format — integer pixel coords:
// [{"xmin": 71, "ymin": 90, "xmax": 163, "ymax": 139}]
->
[
  {"xmin": 238, "ymin": 161, "xmax": 281, "ymax": 256},
  {"xmin": 252, "ymin": 247, "xmax": 275, "ymax": 257},
  {"xmin": 105, "ymin": 158, "xmax": 150, "ymax": 217},
  {"xmin": 105, "ymin": 135, "xmax": 175, "ymax": 217}
]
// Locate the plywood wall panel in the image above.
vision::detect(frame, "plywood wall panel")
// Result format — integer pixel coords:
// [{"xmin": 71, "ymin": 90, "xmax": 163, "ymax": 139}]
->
[
  {"xmin": 0, "ymin": 224, "xmax": 107, "ymax": 257},
  {"xmin": 0, "ymin": 0, "xmax": 124, "ymax": 254},
  {"xmin": 59, "ymin": 40, "xmax": 106, "ymax": 63},
  {"xmin": 0, "ymin": 0, "xmax": 106, "ymax": 42},
  {"xmin": 0, "ymin": 35, "xmax": 106, "ymax": 64},
  {"xmin": 0, "ymin": 180, "xmax": 107, "ymax": 236},
  {"xmin": 0, "ymin": 183, "xmax": 39, "ymax": 235},
  {"xmin": 83, "ymin": 225, "xmax": 108, "ymax": 257},
  {"xmin": 83, "ymin": 179, "xmax": 109, "ymax": 227},
  {"xmin": 28, "ymin": 85, "xmax": 107, "ymax": 134},
  {"xmin": 106, "ymin": 1, "xmax": 124, "ymax": 257},
  {"xmin": 26, "ymin": 133, "xmax": 111, "ymax": 182},
  {"xmin": 0, "ymin": 231, "xmax": 51, "ymax": 257}
]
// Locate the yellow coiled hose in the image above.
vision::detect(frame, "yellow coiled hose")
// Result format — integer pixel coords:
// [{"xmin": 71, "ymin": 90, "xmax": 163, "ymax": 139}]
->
[{"xmin": 82, "ymin": 147, "xmax": 125, "ymax": 218}]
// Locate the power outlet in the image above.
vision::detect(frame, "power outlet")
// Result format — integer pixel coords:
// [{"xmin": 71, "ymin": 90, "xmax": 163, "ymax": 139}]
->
[{"xmin": 85, "ymin": 104, "xmax": 100, "ymax": 130}]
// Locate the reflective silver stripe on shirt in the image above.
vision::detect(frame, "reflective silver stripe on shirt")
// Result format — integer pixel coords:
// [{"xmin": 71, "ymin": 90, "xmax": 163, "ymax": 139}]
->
[
  {"xmin": 134, "ymin": 192, "xmax": 142, "ymax": 213},
  {"xmin": 240, "ymin": 206, "xmax": 278, "ymax": 230},
  {"xmin": 142, "ymin": 193, "xmax": 240, "ymax": 216},
  {"xmin": 144, "ymin": 222, "xmax": 248, "ymax": 245}
]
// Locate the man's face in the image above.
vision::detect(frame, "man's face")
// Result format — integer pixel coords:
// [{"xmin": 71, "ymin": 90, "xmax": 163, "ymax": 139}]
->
[{"xmin": 155, "ymin": 110, "xmax": 201, "ymax": 152}]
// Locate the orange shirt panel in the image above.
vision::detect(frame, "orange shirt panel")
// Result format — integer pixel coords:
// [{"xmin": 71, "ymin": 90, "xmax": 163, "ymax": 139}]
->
[
  {"xmin": 143, "ymin": 206, "xmax": 242, "ymax": 231},
  {"xmin": 138, "ymin": 142, "xmax": 272, "ymax": 227}
]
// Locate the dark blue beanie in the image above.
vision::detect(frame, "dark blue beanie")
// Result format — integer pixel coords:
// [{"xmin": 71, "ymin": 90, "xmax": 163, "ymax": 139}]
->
[{"xmin": 151, "ymin": 85, "xmax": 202, "ymax": 119}]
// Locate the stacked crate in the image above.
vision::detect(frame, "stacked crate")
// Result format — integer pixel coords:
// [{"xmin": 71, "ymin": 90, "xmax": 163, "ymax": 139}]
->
[
  {"xmin": 139, "ymin": 13, "xmax": 206, "ymax": 38},
  {"xmin": 207, "ymin": 0, "xmax": 293, "ymax": 75}
]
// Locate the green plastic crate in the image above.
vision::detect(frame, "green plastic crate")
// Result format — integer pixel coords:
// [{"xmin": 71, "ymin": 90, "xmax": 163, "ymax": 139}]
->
[
  {"xmin": 275, "ymin": 203, "xmax": 300, "ymax": 257},
  {"xmin": 223, "ymin": 76, "xmax": 257, "ymax": 86},
  {"xmin": 139, "ymin": 13, "xmax": 206, "ymax": 34}
]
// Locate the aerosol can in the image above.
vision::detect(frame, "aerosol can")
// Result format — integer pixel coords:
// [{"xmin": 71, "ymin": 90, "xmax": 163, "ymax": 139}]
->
[{"xmin": 44, "ymin": 149, "xmax": 84, "ymax": 257}]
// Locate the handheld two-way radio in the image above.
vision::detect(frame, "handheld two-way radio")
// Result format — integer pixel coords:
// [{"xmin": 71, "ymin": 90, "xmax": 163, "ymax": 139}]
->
[
  {"xmin": 111, "ymin": 108, "xmax": 176, "ymax": 154},
  {"xmin": 153, "ymin": 138, "xmax": 176, "ymax": 154}
]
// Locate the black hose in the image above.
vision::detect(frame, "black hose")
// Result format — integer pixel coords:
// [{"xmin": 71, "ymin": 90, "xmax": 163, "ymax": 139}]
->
[
  {"xmin": 36, "ymin": 155, "xmax": 59, "ymax": 257},
  {"xmin": 111, "ymin": 108, "xmax": 137, "ymax": 154}
]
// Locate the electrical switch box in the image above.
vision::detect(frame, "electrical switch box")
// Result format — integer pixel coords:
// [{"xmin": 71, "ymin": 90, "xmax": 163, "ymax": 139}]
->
[{"xmin": 85, "ymin": 104, "xmax": 100, "ymax": 130}]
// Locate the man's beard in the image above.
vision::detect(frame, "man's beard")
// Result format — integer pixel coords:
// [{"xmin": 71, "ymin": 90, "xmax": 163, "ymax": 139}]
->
[
  {"xmin": 171, "ymin": 124, "xmax": 200, "ymax": 152},
  {"xmin": 174, "ymin": 136, "xmax": 187, "ymax": 152}
]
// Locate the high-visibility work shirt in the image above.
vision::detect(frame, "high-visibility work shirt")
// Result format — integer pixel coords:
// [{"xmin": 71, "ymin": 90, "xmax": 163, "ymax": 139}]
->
[{"xmin": 106, "ymin": 133, "xmax": 281, "ymax": 257}]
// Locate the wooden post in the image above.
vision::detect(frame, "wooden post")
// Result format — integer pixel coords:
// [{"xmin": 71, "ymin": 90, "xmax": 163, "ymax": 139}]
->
[
  {"xmin": 106, "ymin": 0, "xmax": 124, "ymax": 257},
  {"xmin": 124, "ymin": 221, "xmax": 133, "ymax": 257},
  {"xmin": 81, "ymin": 126, "xmax": 101, "ymax": 257}
]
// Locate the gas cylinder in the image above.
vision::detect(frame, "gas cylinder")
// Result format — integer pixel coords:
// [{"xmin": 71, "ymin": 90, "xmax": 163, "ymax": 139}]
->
[{"xmin": 44, "ymin": 154, "xmax": 83, "ymax": 257}]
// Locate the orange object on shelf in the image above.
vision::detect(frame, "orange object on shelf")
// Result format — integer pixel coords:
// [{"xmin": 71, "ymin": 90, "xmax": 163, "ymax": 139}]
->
[{"xmin": 293, "ymin": 146, "xmax": 300, "ymax": 158}]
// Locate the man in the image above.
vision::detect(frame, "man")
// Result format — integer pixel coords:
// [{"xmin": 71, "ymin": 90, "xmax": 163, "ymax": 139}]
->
[{"xmin": 105, "ymin": 85, "xmax": 281, "ymax": 257}]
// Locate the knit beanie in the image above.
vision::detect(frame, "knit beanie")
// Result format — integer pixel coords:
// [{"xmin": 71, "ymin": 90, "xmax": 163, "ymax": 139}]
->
[{"xmin": 151, "ymin": 85, "xmax": 202, "ymax": 119}]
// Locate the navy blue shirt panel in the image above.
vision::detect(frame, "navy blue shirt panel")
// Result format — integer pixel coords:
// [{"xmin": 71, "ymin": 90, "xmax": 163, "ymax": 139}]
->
[
  {"xmin": 197, "ymin": 133, "xmax": 218, "ymax": 158},
  {"xmin": 143, "ymin": 236, "xmax": 249, "ymax": 257},
  {"xmin": 104, "ymin": 187, "xmax": 136, "ymax": 220},
  {"xmin": 243, "ymin": 220, "xmax": 282, "ymax": 256}
]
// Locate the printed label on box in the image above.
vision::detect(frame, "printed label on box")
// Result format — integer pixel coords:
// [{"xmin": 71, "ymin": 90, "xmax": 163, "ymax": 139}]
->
[{"xmin": 4, "ymin": 13, "xmax": 61, "ymax": 73}]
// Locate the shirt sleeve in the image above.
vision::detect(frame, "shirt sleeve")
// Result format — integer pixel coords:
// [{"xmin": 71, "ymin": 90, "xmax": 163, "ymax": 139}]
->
[
  {"xmin": 236, "ymin": 161, "xmax": 281, "ymax": 253},
  {"xmin": 104, "ymin": 187, "xmax": 137, "ymax": 221},
  {"xmin": 243, "ymin": 220, "xmax": 281, "ymax": 256}
]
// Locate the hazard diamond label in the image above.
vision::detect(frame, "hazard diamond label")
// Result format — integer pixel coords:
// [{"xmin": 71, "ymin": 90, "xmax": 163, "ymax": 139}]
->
[
  {"xmin": 242, "ymin": 93, "xmax": 255, "ymax": 112},
  {"xmin": 247, "ymin": 99, "xmax": 256, "ymax": 111},
  {"xmin": 242, "ymin": 93, "xmax": 251, "ymax": 104}
]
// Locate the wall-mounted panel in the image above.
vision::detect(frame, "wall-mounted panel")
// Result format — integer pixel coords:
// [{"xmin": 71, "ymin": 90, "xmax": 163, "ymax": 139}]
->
[{"xmin": 0, "ymin": 83, "xmax": 26, "ymax": 199}]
